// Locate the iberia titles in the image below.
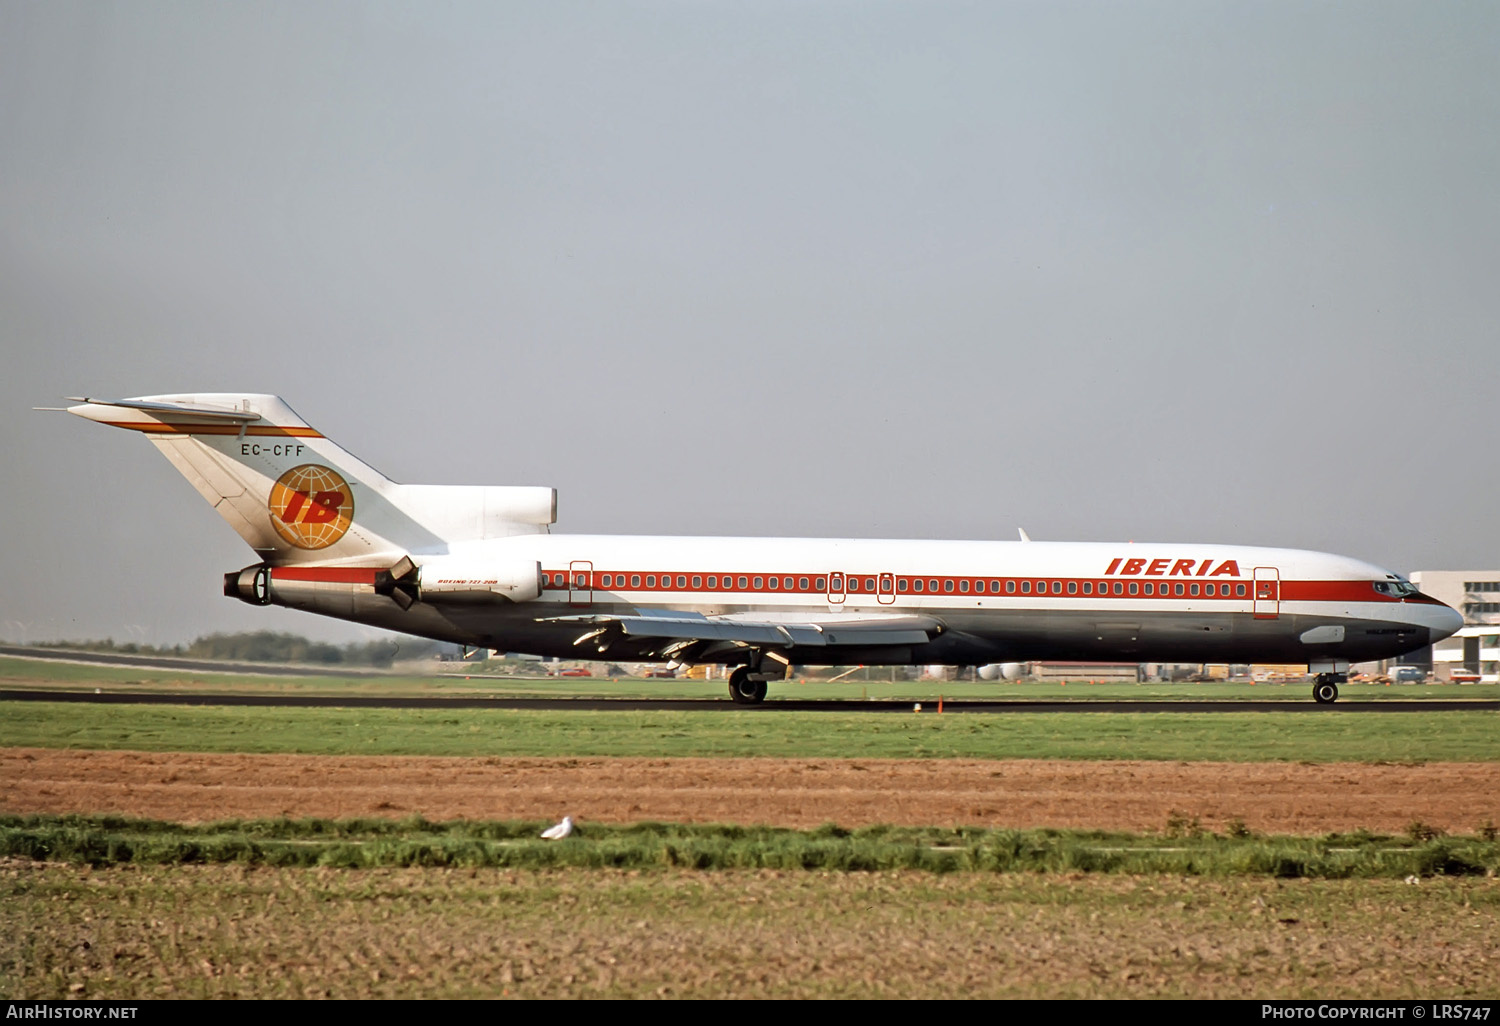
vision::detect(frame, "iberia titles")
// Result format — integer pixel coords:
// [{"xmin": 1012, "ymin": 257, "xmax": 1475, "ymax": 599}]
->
[{"xmin": 1104, "ymin": 558, "xmax": 1241, "ymax": 577}]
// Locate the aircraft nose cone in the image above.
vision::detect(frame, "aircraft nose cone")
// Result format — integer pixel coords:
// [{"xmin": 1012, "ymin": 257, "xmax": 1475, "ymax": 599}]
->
[{"xmin": 1430, "ymin": 603, "xmax": 1464, "ymax": 645}]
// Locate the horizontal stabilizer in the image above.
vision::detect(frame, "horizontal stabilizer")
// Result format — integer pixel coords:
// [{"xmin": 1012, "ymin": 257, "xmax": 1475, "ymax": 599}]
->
[{"xmin": 65, "ymin": 397, "xmax": 262, "ymax": 422}]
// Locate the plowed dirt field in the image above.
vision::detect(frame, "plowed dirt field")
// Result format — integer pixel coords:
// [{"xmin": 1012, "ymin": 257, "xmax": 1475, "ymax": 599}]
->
[{"xmin": 6, "ymin": 748, "xmax": 1497, "ymax": 833}]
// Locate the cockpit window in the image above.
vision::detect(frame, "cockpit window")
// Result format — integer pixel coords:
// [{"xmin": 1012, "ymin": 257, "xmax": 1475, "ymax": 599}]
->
[{"xmin": 1374, "ymin": 579, "xmax": 1419, "ymax": 598}]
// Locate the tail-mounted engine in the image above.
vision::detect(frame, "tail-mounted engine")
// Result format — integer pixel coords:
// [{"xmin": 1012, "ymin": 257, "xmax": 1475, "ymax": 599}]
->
[
  {"xmin": 375, "ymin": 554, "xmax": 543, "ymax": 609},
  {"xmin": 224, "ymin": 565, "xmax": 272, "ymax": 606},
  {"xmin": 225, "ymin": 555, "xmax": 543, "ymax": 611}
]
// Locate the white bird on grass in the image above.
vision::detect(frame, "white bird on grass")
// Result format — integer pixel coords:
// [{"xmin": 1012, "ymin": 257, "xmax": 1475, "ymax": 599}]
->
[{"xmin": 541, "ymin": 816, "xmax": 574, "ymax": 840}]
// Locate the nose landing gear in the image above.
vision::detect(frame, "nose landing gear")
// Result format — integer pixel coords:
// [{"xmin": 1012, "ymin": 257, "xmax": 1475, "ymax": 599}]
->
[{"xmin": 1312, "ymin": 673, "xmax": 1345, "ymax": 704}]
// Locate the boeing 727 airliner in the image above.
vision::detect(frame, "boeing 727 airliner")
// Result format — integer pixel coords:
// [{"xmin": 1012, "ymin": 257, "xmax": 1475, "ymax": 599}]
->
[{"xmin": 62, "ymin": 394, "xmax": 1462, "ymax": 704}]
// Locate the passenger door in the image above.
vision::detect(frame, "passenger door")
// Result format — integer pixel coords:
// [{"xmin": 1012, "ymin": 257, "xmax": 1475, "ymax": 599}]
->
[
  {"xmin": 1253, "ymin": 566, "xmax": 1280, "ymax": 619},
  {"xmin": 569, "ymin": 560, "xmax": 593, "ymax": 608}
]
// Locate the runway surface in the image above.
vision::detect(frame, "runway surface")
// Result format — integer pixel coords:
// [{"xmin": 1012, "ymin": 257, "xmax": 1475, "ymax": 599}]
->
[
  {"xmin": 0, "ymin": 643, "xmax": 390, "ymax": 678},
  {"xmin": 2, "ymin": 688, "xmax": 1497, "ymax": 713}
]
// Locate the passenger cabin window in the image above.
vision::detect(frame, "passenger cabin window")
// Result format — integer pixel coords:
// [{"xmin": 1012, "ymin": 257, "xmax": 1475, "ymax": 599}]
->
[
  {"xmin": 646, "ymin": 575, "xmax": 655, "ymax": 587},
  {"xmin": 865, "ymin": 578, "xmax": 875, "ymax": 591},
  {"xmin": 1052, "ymin": 581, "xmax": 1062, "ymax": 594},
  {"xmin": 768, "ymin": 577, "xmax": 778, "ymax": 590},
  {"xmin": 1007, "ymin": 581, "xmax": 1016, "ymax": 594},
  {"xmin": 914, "ymin": 580, "xmax": 924, "ymax": 592},
  {"xmin": 1068, "ymin": 581, "xmax": 1077, "ymax": 595},
  {"xmin": 707, "ymin": 576, "xmax": 717, "ymax": 588},
  {"xmin": 1189, "ymin": 584, "xmax": 1199, "ymax": 596},
  {"xmin": 816, "ymin": 577, "xmax": 826, "ymax": 590},
  {"xmin": 738, "ymin": 576, "xmax": 748, "ymax": 589},
  {"xmin": 1082, "ymin": 582, "xmax": 1092, "ymax": 595},
  {"xmin": 831, "ymin": 576, "xmax": 843, "ymax": 591},
  {"xmin": 1113, "ymin": 582, "xmax": 1124, "ymax": 595},
  {"xmin": 692, "ymin": 576, "xmax": 702, "ymax": 588},
  {"xmin": 1128, "ymin": 582, "xmax": 1138, "ymax": 595},
  {"xmin": 959, "ymin": 580, "xmax": 970, "ymax": 593},
  {"xmin": 799, "ymin": 577, "xmax": 810, "ymax": 590},
  {"xmin": 943, "ymin": 580, "xmax": 954, "ymax": 593},
  {"xmin": 1236, "ymin": 583, "xmax": 1246, "ymax": 597},
  {"xmin": 753, "ymin": 577, "xmax": 763, "ymax": 589},
  {"xmin": 676, "ymin": 575, "xmax": 686, "ymax": 588},
  {"xmin": 1021, "ymin": 581, "xmax": 1032, "ymax": 594},
  {"xmin": 1175, "ymin": 583, "xmax": 1184, "ymax": 596},
  {"xmin": 631, "ymin": 575, "xmax": 641, "ymax": 587},
  {"xmin": 1144, "ymin": 583, "xmax": 1154, "ymax": 596}
]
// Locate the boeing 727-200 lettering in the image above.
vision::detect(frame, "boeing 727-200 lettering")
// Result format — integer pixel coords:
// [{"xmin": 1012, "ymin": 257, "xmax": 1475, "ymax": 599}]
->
[{"xmin": 61, "ymin": 394, "xmax": 1462, "ymax": 704}]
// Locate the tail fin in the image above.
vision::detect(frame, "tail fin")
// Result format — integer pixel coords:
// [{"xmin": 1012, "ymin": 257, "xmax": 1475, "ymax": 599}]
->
[{"xmin": 66, "ymin": 394, "xmax": 555, "ymax": 565}]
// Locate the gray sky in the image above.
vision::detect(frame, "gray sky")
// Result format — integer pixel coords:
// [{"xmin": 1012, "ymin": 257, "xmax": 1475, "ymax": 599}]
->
[{"xmin": 3, "ymin": 1, "xmax": 1498, "ymax": 646}]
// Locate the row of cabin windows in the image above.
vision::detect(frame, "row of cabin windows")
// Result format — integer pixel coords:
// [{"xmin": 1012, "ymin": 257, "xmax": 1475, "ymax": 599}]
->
[
  {"xmin": 548, "ymin": 573, "xmax": 824, "ymax": 591},
  {"xmin": 541, "ymin": 572, "xmax": 1248, "ymax": 599}
]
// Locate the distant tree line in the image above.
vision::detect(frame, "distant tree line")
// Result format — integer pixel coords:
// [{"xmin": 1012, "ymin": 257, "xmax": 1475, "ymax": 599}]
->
[{"xmin": 38, "ymin": 631, "xmax": 442, "ymax": 668}]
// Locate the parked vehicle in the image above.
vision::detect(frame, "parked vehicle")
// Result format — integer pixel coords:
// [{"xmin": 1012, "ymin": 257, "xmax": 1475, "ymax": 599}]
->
[{"xmin": 1449, "ymin": 667, "xmax": 1482, "ymax": 684}]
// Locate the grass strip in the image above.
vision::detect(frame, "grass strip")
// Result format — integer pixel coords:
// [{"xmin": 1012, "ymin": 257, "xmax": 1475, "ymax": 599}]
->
[
  {"xmin": 3, "ymin": 701, "xmax": 1497, "ymax": 761},
  {"xmin": 3, "ymin": 813, "xmax": 1495, "ymax": 878}
]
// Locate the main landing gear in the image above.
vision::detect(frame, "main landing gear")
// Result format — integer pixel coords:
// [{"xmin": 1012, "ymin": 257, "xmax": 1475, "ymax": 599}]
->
[
  {"xmin": 1312, "ymin": 673, "xmax": 1345, "ymax": 704},
  {"xmin": 727, "ymin": 665, "xmax": 771, "ymax": 705}
]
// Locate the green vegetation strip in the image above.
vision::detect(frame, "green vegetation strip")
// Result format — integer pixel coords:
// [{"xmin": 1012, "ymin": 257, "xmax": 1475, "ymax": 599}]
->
[
  {"xmin": 3, "ymin": 701, "xmax": 1497, "ymax": 761},
  {"xmin": 3, "ymin": 814, "xmax": 1495, "ymax": 878}
]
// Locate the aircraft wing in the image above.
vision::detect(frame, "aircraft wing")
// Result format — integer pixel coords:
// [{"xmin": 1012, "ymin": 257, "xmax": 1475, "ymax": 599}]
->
[{"xmin": 541, "ymin": 609, "xmax": 942, "ymax": 654}]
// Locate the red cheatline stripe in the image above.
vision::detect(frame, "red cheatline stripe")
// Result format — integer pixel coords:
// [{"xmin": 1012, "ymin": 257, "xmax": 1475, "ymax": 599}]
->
[
  {"xmin": 271, "ymin": 567, "xmax": 380, "ymax": 584},
  {"xmin": 539, "ymin": 571, "xmax": 1422, "ymax": 604},
  {"xmin": 104, "ymin": 421, "xmax": 323, "ymax": 437}
]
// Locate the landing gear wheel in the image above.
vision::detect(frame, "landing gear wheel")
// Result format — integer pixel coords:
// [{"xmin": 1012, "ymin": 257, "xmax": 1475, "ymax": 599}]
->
[
  {"xmin": 728, "ymin": 667, "xmax": 768, "ymax": 705},
  {"xmin": 1313, "ymin": 676, "xmax": 1340, "ymax": 704}
]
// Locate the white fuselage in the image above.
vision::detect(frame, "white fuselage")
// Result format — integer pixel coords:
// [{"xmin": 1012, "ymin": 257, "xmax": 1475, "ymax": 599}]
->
[{"xmin": 262, "ymin": 535, "xmax": 1461, "ymax": 668}]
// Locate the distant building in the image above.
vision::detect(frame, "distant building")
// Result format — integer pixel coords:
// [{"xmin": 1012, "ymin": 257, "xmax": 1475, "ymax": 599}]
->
[
  {"xmin": 1030, "ymin": 662, "xmax": 1142, "ymax": 682},
  {"xmin": 1407, "ymin": 571, "xmax": 1500, "ymax": 682}
]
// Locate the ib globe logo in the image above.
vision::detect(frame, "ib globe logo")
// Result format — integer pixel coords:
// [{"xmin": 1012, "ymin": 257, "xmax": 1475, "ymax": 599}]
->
[{"xmin": 268, "ymin": 464, "xmax": 355, "ymax": 549}]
